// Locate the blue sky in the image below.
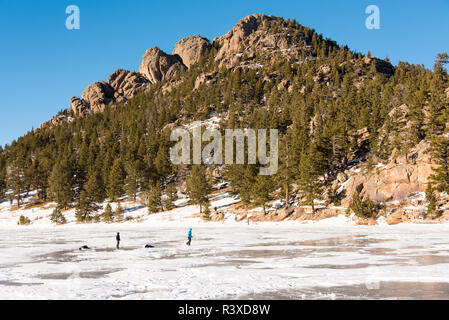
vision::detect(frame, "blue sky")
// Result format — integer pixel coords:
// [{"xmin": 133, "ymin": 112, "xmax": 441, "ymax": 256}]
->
[{"xmin": 0, "ymin": 0, "xmax": 448, "ymax": 147}]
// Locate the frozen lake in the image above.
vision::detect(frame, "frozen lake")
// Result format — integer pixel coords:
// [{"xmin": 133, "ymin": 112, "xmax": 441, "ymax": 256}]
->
[{"xmin": 2, "ymin": 222, "xmax": 449, "ymax": 299}]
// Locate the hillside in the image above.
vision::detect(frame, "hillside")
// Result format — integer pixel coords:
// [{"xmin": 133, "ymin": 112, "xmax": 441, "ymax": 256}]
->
[{"xmin": 0, "ymin": 14, "xmax": 448, "ymax": 226}]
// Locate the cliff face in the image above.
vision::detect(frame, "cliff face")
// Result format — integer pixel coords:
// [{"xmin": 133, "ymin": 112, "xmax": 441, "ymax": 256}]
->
[{"xmin": 338, "ymin": 141, "xmax": 433, "ymax": 205}]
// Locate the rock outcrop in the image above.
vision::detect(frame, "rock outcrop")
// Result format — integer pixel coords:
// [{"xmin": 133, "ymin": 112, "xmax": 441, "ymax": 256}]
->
[
  {"xmin": 213, "ymin": 14, "xmax": 282, "ymax": 68},
  {"xmin": 107, "ymin": 69, "xmax": 149, "ymax": 102},
  {"xmin": 173, "ymin": 35, "xmax": 211, "ymax": 68},
  {"xmin": 70, "ymin": 96, "xmax": 88, "ymax": 116},
  {"xmin": 340, "ymin": 140, "xmax": 433, "ymax": 206},
  {"xmin": 139, "ymin": 47, "xmax": 185, "ymax": 84},
  {"xmin": 81, "ymin": 81, "xmax": 115, "ymax": 113},
  {"xmin": 363, "ymin": 56, "xmax": 395, "ymax": 77}
]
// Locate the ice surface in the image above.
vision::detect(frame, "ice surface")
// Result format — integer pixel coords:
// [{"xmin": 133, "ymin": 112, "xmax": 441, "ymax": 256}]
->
[{"xmin": 2, "ymin": 194, "xmax": 449, "ymax": 299}]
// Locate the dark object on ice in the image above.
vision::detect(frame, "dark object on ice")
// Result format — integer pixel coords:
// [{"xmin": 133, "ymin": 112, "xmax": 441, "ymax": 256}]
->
[
  {"xmin": 116, "ymin": 232, "xmax": 120, "ymax": 249},
  {"xmin": 79, "ymin": 245, "xmax": 91, "ymax": 250},
  {"xmin": 145, "ymin": 244, "xmax": 154, "ymax": 248}
]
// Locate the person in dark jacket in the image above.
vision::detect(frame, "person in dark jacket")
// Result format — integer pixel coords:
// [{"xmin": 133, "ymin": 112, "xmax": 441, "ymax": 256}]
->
[
  {"xmin": 186, "ymin": 228, "xmax": 192, "ymax": 246},
  {"xmin": 116, "ymin": 232, "xmax": 120, "ymax": 249}
]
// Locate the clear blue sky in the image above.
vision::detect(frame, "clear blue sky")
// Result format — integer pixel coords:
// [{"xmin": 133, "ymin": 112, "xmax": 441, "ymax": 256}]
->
[{"xmin": 0, "ymin": 0, "xmax": 448, "ymax": 147}]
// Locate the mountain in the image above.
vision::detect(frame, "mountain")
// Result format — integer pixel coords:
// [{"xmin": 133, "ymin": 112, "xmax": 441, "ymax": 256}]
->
[{"xmin": 1, "ymin": 14, "xmax": 448, "ymax": 225}]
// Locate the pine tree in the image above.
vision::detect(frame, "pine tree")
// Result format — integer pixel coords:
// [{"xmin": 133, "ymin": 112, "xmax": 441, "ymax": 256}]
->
[
  {"xmin": 31, "ymin": 152, "xmax": 53, "ymax": 201},
  {"xmin": 48, "ymin": 154, "xmax": 76, "ymax": 209},
  {"xmin": 347, "ymin": 192, "xmax": 375, "ymax": 218},
  {"xmin": 124, "ymin": 160, "xmax": 139, "ymax": 202},
  {"xmin": 251, "ymin": 175, "xmax": 276, "ymax": 214},
  {"xmin": 115, "ymin": 202, "xmax": 124, "ymax": 222},
  {"xmin": 426, "ymin": 182, "xmax": 439, "ymax": 219},
  {"xmin": 187, "ymin": 165, "xmax": 211, "ymax": 214},
  {"xmin": 277, "ymin": 134, "xmax": 295, "ymax": 205},
  {"xmin": 75, "ymin": 189, "xmax": 100, "ymax": 222},
  {"xmin": 103, "ymin": 203, "xmax": 113, "ymax": 223},
  {"xmin": 428, "ymin": 135, "xmax": 449, "ymax": 193},
  {"xmin": 7, "ymin": 149, "xmax": 29, "ymax": 209},
  {"xmin": 85, "ymin": 170, "xmax": 106, "ymax": 203},
  {"xmin": 0, "ymin": 154, "xmax": 6, "ymax": 200},
  {"xmin": 162, "ymin": 182, "xmax": 177, "ymax": 211},
  {"xmin": 297, "ymin": 143, "xmax": 327, "ymax": 214},
  {"xmin": 50, "ymin": 207, "xmax": 67, "ymax": 225},
  {"xmin": 107, "ymin": 158, "xmax": 125, "ymax": 202},
  {"xmin": 202, "ymin": 202, "xmax": 211, "ymax": 221},
  {"xmin": 148, "ymin": 182, "xmax": 162, "ymax": 213},
  {"xmin": 224, "ymin": 164, "xmax": 257, "ymax": 206}
]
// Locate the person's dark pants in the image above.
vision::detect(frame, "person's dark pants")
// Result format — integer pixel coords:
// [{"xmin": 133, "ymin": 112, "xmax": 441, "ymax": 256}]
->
[
  {"xmin": 186, "ymin": 237, "xmax": 191, "ymax": 246},
  {"xmin": 116, "ymin": 241, "xmax": 120, "ymax": 249}
]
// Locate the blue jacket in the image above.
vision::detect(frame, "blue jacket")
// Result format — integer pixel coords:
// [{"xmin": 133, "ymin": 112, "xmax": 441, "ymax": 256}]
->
[{"xmin": 188, "ymin": 229, "xmax": 192, "ymax": 238}]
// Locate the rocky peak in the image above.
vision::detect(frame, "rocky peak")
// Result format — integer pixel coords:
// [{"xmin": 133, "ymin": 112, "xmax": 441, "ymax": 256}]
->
[
  {"xmin": 172, "ymin": 35, "xmax": 211, "ymax": 68},
  {"xmin": 108, "ymin": 69, "xmax": 149, "ymax": 102},
  {"xmin": 81, "ymin": 81, "xmax": 115, "ymax": 114},
  {"xmin": 138, "ymin": 46, "xmax": 185, "ymax": 84},
  {"xmin": 214, "ymin": 14, "xmax": 276, "ymax": 66}
]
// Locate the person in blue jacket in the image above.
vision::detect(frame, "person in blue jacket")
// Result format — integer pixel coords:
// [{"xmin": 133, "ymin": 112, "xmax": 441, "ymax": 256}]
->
[{"xmin": 186, "ymin": 228, "xmax": 192, "ymax": 246}]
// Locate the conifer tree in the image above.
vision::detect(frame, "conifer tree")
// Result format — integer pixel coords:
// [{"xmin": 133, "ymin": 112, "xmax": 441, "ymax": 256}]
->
[
  {"xmin": 426, "ymin": 182, "xmax": 439, "ymax": 219},
  {"xmin": 187, "ymin": 165, "xmax": 211, "ymax": 214},
  {"xmin": 202, "ymin": 202, "xmax": 211, "ymax": 221},
  {"xmin": 297, "ymin": 143, "xmax": 327, "ymax": 214},
  {"xmin": 75, "ymin": 189, "xmax": 100, "ymax": 222},
  {"xmin": 115, "ymin": 202, "xmax": 124, "ymax": 222},
  {"xmin": 7, "ymin": 149, "xmax": 28, "ymax": 208},
  {"xmin": 50, "ymin": 207, "xmax": 67, "ymax": 225},
  {"xmin": 277, "ymin": 134, "xmax": 295, "ymax": 205},
  {"xmin": 0, "ymin": 154, "xmax": 6, "ymax": 200},
  {"xmin": 162, "ymin": 182, "xmax": 177, "ymax": 210},
  {"xmin": 103, "ymin": 203, "xmax": 113, "ymax": 223},
  {"xmin": 251, "ymin": 175, "xmax": 276, "ymax": 214},
  {"xmin": 148, "ymin": 182, "xmax": 162, "ymax": 213},
  {"xmin": 48, "ymin": 155, "xmax": 75, "ymax": 209},
  {"xmin": 31, "ymin": 152, "xmax": 53, "ymax": 201},
  {"xmin": 428, "ymin": 135, "xmax": 449, "ymax": 193},
  {"xmin": 107, "ymin": 158, "xmax": 125, "ymax": 202},
  {"xmin": 85, "ymin": 170, "xmax": 106, "ymax": 203},
  {"xmin": 347, "ymin": 192, "xmax": 375, "ymax": 218},
  {"xmin": 124, "ymin": 160, "xmax": 139, "ymax": 202}
]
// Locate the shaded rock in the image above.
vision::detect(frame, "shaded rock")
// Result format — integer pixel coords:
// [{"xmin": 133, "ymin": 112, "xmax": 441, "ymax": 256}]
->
[
  {"xmin": 386, "ymin": 209, "xmax": 426, "ymax": 225},
  {"xmin": 386, "ymin": 211, "xmax": 403, "ymax": 225},
  {"xmin": 277, "ymin": 79, "xmax": 291, "ymax": 91},
  {"xmin": 70, "ymin": 96, "xmax": 88, "ymax": 116},
  {"xmin": 364, "ymin": 56, "xmax": 395, "ymax": 76},
  {"xmin": 194, "ymin": 72, "xmax": 217, "ymax": 90},
  {"xmin": 313, "ymin": 64, "xmax": 331, "ymax": 82},
  {"xmin": 173, "ymin": 35, "xmax": 211, "ymax": 68},
  {"xmin": 139, "ymin": 47, "xmax": 185, "ymax": 84},
  {"xmin": 388, "ymin": 104, "xmax": 409, "ymax": 123},
  {"xmin": 81, "ymin": 81, "xmax": 115, "ymax": 113},
  {"xmin": 337, "ymin": 172, "xmax": 348, "ymax": 183},
  {"xmin": 354, "ymin": 217, "xmax": 377, "ymax": 226},
  {"xmin": 108, "ymin": 69, "xmax": 149, "ymax": 101}
]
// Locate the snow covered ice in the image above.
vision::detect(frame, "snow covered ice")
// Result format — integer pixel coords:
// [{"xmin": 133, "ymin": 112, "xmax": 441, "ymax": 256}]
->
[{"xmin": 2, "ymin": 195, "xmax": 449, "ymax": 299}]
